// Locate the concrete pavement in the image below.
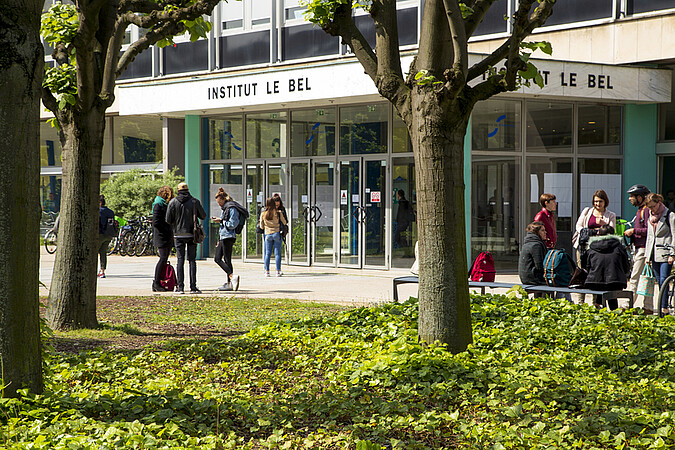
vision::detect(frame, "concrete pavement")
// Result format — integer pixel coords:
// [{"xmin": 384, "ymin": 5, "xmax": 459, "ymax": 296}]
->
[{"xmin": 39, "ymin": 247, "xmax": 526, "ymax": 305}]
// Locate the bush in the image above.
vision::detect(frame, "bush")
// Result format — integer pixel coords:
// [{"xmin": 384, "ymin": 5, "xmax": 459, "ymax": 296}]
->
[{"xmin": 100, "ymin": 167, "xmax": 184, "ymax": 220}]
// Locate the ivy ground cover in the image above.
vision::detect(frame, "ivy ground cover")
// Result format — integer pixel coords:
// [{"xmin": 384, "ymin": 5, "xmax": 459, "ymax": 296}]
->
[{"xmin": 4, "ymin": 294, "xmax": 675, "ymax": 448}]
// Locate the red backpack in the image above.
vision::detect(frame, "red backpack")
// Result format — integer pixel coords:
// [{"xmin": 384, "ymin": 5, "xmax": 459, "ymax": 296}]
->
[
  {"xmin": 468, "ymin": 252, "xmax": 496, "ymax": 282},
  {"xmin": 160, "ymin": 262, "xmax": 177, "ymax": 292}
]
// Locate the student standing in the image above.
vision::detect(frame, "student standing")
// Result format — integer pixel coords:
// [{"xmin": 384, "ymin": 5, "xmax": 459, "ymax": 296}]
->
[
  {"xmin": 624, "ymin": 184, "xmax": 651, "ymax": 303},
  {"xmin": 97, "ymin": 195, "xmax": 116, "ymax": 278},
  {"xmin": 573, "ymin": 189, "xmax": 616, "ymax": 259},
  {"xmin": 644, "ymin": 193, "xmax": 675, "ymax": 315},
  {"xmin": 152, "ymin": 186, "xmax": 174, "ymax": 292},
  {"xmin": 165, "ymin": 182, "xmax": 206, "ymax": 294},
  {"xmin": 213, "ymin": 188, "xmax": 248, "ymax": 291},
  {"xmin": 260, "ymin": 197, "xmax": 287, "ymax": 277},
  {"xmin": 534, "ymin": 193, "xmax": 557, "ymax": 249}
]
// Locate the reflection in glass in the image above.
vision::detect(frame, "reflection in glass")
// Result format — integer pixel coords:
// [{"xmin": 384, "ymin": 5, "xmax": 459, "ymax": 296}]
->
[
  {"xmin": 339, "ymin": 160, "xmax": 360, "ymax": 265},
  {"xmin": 662, "ymin": 103, "xmax": 675, "ymax": 141},
  {"xmin": 364, "ymin": 160, "xmax": 386, "ymax": 267},
  {"xmin": 526, "ymin": 157, "xmax": 573, "ymax": 255},
  {"xmin": 526, "ymin": 102, "xmax": 573, "ymax": 153},
  {"xmin": 393, "ymin": 112, "xmax": 412, "ymax": 153},
  {"xmin": 290, "ymin": 108, "xmax": 335, "ymax": 156},
  {"xmin": 40, "ymin": 121, "xmax": 62, "ymax": 167},
  {"xmin": 209, "ymin": 116, "xmax": 243, "ymax": 160},
  {"xmin": 290, "ymin": 163, "xmax": 309, "ymax": 264},
  {"xmin": 392, "ymin": 157, "xmax": 416, "ymax": 268},
  {"xmin": 246, "ymin": 112, "xmax": 287, "ymax": 158},
  {"xmin": 578, "ymin": 105, "xmax": 621, "ymax": 147},
  {"xmin": 208, "ymin": 164, "xmax": 243, "ymax": 257},
  {"xmin": 113, "ymin": 116, "xmax": 163, "ymax": 164},
  {"xmin": 314, "ymin": 163, "xmax": 334, "ymax": 264},
  {"xmin": 40, "ymin": 175, "xmax": 62, "ymax": 214},
  {"xmin": 472, "ymin": 155, "xmax": 521, "ymax": 271},
  {"xmin": 471, "ymin": 99, "xmax": 521, "ymax": 151},
  {"xmin": 340, "ymin": 104, "xmax": 388, "ymax": 155},
  {"xmin": 246, "ymin": 164, "xmax": 264, "ymax": 260}
]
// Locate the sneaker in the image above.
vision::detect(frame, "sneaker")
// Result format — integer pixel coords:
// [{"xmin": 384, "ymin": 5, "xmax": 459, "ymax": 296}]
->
[
  {"xmin": 176, "ymin": 289, "xmax": 185, "ymax": 295},
  {"xmin": 265, "ymin": 271, "xmax": 270, "ymax": 277},
  {"xmin": 152, "ymin": 282, "xmax": 168, "ymax": 292},
  {"xmin": 190, "ymin": 289, "xmax": 202, "ymax": 295},
  {"xmin": 218, "ymin": 283, "xmax": 233, "ymax": 292},
  {"xmin": 231, "ymin": 275, "xmax": 240, "ymax": 292},
  {"xmin": 97, "ymin": 272, "xmax": 106, "ymax": 278},
  {"xmin": 276, "ymin": 271, "xmax": 283, "ymax": 277}
]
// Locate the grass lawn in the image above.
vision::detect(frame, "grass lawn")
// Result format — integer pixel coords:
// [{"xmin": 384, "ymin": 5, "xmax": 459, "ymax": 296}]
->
[{"xmin": 4, "ymin": 294, "xmax": 675, "ymax": 448}]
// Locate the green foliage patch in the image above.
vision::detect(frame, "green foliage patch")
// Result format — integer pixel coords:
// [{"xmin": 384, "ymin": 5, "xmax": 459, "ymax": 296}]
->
[{"xmin": 5, "ymin": 294, "xmax": 675, "ymax": 448}]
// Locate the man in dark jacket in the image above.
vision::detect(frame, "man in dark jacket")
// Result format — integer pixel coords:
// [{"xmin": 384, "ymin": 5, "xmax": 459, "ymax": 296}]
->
[
  {"xmin": 166, "ymin": 182, "xmax": 206, "ymax": 294},
  {"xmin": 98, "ymin": 195, "xmax": 116, "ymax": 278},
  {"xmin": 582, "ymin": 225, "xmax": 630, "ymax": 309},
  {"xmin": 518, "ymin": 221, "xmax": 548, "ymax": 286}
]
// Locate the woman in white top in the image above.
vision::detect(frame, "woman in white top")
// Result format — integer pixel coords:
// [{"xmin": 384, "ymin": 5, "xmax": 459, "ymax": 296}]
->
[{"xmin": 573, "ymin": 189, "xmax": 617, "ymax": 259}]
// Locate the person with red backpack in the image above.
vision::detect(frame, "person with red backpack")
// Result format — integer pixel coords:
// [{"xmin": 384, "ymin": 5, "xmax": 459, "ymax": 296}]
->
[{"xmin": 518, "ymin": 221, "xmax": 547, "ymax": 286}]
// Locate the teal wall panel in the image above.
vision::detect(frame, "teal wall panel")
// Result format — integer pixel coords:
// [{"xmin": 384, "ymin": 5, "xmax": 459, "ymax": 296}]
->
[{"xmin": 623, "ymin": 104, "xmax": 657, "ymax": 220}]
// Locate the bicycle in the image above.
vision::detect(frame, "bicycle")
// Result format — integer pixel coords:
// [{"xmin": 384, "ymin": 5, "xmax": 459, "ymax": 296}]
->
[
  {"xmin": 44, "ymin": 215, "xmax": 59, "ymax": 254},
  {"xmin": 656, "ymin": 243, "xmax": 675, "ymax": 318}
]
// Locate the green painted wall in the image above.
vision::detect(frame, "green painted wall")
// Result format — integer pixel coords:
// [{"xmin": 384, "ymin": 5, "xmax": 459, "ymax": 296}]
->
[
  {"xmin": 623, "ymin": 104, "xmax": 657, "ymax": 219},
  {"xmin": 464, "ymin": 118, "xmax": 471, "ymax": 267},
  {"xmin": 184, "ymin": 115, "xmax": 203, "ymax": 258}
]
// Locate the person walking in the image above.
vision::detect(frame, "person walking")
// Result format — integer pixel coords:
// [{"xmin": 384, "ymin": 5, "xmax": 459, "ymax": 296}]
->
[
  {"xmin": 212, "ymin": 187, "xmax": 248, "ymax": 291},
  {"xmin": 644, "ymin": 193, "xmax": 675, "ymax": 315},
  {"xmin": 624, "ymin": 184, "xmax": 651, "ymax": 306},
  {"xmin": 534, "ymin": 193, "xmax": 557, "ymax": 249},
  {"xmin": 582, "ymin": 225, "xmax": 630, "ymax": 310},
  {"xmin": 165, "ymin": 182, "xmax": 206, "ymax": 294},
  {"xmin": 394, "ymin": 189, "xmax": 415, "ymax": 248},
  {"xmin": 260, "ymin": 197, "xmax": 287, "ymax": 277},
  {"xmin": 518, "ymin": 221, "xmax": 548, "ymax": 286},
  {"xmin": 97, "ymin": 195, "xmax": 116, "ymax": 278},
  {"xmin": 152, "ymin": 185, "xmax": 174, "ymax": 292}
]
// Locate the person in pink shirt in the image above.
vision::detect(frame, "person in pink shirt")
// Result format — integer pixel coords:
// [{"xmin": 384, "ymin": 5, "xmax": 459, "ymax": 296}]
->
[{"xmin": 534, "ymin": 193, "xmax": 557, "ymax": 249}]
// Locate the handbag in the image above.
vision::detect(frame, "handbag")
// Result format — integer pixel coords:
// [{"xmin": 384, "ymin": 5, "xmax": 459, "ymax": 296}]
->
[
  {"xmin": 256, "ymin": 224, "xmax": 264, "ymax": 234},
  {"xmin": 192, "ymin": 199, "xmax": 205, "ymax": 244},
  {"xmin": 637, "ymin": 264, "xmax": 656, "ymax": 297},
  {"xmin": 568, "ymin": 267, "xmax": 587, "ymax": 289}
]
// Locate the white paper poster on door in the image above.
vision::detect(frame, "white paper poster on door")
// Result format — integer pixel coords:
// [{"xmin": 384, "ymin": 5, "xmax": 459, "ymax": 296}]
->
[
  {"xmin": 370, "ymin": 191, "xmax": 381, "ymax": 203},
  {"xmin": 340, "ymin": 190, "xmax": 348, "ymax": 205},
  {"xmin": 246, "ymin": 188, "xmax": 253, "ymax": 203},
  {"xmin": 543, "ymin": 173, "xmax": 573, "ymax": 218},
  {"xmin": 580, "ymin": 174, "xmax": 622, "ymax": 217},
  {"xmin": 315, "ymin": 185, "xmax": 334, "ymax": 226}
]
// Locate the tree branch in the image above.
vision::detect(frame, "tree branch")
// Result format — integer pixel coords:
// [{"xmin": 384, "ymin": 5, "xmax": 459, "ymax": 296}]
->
[
  {"xmin": 416, "ymin": 0, "xmax": 452, "ymax": 77},
  {"xmin": 442, "ymin": 0, "xmax": 468, "ymax": 83},
  {"xmin": 466, "ymin": 0, "xmax": 554, "ymax": 83},
  {"xmin": 41, "ymin": 86, "xmax": 59, "ymax": 116},
  {"xmin": 464, "ymin": 0, "xmax": 498, "ymax": 38}
]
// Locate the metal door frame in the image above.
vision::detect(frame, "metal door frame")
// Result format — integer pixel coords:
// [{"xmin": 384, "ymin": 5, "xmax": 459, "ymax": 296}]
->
[{"xmin": 311, "ymin": 158, "xmax": 337, "ymax": 267}]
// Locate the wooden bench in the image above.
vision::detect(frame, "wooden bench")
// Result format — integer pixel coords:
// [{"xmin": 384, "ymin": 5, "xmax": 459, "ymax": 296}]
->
[{"xmin": 392, "ymin": 276, "xmax": 634, "ymax": 310}]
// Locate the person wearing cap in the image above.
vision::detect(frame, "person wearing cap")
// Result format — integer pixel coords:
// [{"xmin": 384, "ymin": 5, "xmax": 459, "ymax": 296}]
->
[
  {"xmin": 624, "ymin": 184, "xmax": 651, "ymax": 306},
  {"xmin": 165, "ymin": 181, "xmax": 206, "ymax": 294}
]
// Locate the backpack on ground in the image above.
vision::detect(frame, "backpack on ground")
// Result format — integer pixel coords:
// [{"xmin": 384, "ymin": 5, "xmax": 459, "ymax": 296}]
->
[
  {"xmin": 543, "ymin": 249, "xmax": 575, "ymax": 287},
  {"xmin": 468, "ymin": 251, "xmax": 496, "ymax": 282},
  {"xmin": 160, "ymin": 262, "xmax": 177, "ymax": 292}
]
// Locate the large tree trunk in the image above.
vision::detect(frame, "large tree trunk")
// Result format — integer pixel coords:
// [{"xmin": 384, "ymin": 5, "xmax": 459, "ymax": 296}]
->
[
  {"xmin": 0, "ymin": 0, "xmax": 44, "ymax": 396},
  {"xmin": 46, "ymin": 109, "xmax": 106, "ymax": 329},
  {"xmin": 412, "ymin": 91, "xmax": 473, "ymax": 353}
]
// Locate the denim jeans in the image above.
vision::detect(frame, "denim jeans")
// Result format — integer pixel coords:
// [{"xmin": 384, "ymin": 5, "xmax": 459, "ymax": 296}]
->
[
  {"xmin": 175, "ymin": 238, "xmax": 198, "ymax": 291},
  {"xmin": 653, "ymin": 261, "xmax": 673, "ymax": 309},
  {"xmin": 264, "ymin": 232, "xmax": 282, "ymax": 272}
]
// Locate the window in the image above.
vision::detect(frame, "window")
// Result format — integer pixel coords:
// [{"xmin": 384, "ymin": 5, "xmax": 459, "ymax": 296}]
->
[
  {"xmin": 578, "ymin": 104, "xmax": 621, "ymax": 154},
  {"xmin": 245, "ymin": 112, "xmax": 288, "ymax": 158},
  {"xmin": 526, "ymin": 102, "xmax": 573, "ymax": 153},
  {"xmin": 472, "ymin": 99, "xmax": 521, "ymax": 152},
  {"xmin": 339, "ymin": 104, "xmax": 388, "ymax": 155},
  {"xmin": 290, "ymin": 108, "xmax": 336, "ymax": 157},
  {"xmin": 209, "ymin": 116, "xmax": 243, "ymax": 160},
  {"xmin": 221, "ymin": 0, "xmax": 243, "ymax": 30},
  {"xmin": 577, "ymin": 158, "xmax": 622, "ymax": 218},
  {"xmin": 208, "ymin": 164, "xmax": 244, "ymax": 256},
  {"xmin": 392, "ymin": 112, "xmax": 412, "ymax": 153},
  {"xmin": 660, "ymin": 102, "xmax": 675, "ymax": 141},
  {"xmin": 112, "ymin": 116, "xmax": 163, "ymax": 164},
  {"xmin": 40, "ymin": 121, "xmax": 62, "ymax": 167}
]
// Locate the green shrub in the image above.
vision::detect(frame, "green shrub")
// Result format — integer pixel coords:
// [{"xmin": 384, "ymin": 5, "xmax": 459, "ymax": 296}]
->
[{"xmin": 100, "ymin": 167, "xmax": 184, "ymax": 220}]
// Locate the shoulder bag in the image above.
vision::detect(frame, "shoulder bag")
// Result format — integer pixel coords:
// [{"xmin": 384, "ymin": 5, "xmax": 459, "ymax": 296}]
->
[{"xmin": 192, "ymin": 199, "xmax": 205, "ymax": 244}]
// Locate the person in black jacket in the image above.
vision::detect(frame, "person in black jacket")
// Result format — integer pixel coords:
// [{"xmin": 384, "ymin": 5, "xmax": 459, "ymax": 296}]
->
[
  {"xmin": 519, "ymin": 221, "xmax": 548, "ymax": 285},
  {"xmin": 98, "ymin": 195, "xmax": 116, "ymax": 278},
  {"xmin": 152, "ymin": 185, "xmax": 174, "ymax": 292},
  {"xmin": 582, "ymin": 225, "xmax": 630, "ymax": 309},
  {"xmin": 165, "ymin": 182, "xmax": 206, "ymax": 294}
]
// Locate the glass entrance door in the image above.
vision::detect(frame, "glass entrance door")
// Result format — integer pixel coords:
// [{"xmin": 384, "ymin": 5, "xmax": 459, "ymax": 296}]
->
[
  {"xmin": 290, "ymin": 161, "xmax": 310, "ymax": 265},
  {"xmin": 338, "ymin": 158, "xmax": 388, "ymax": 268},
  {"xmin": 312, "ymin": 162, "xmax": 335, "ymax": 265}
]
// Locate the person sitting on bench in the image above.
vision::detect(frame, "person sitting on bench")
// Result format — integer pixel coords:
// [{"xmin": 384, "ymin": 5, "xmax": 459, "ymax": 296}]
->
[
  {"xmin": 519, "ymin": 221, "xmax": 547, "ymax": 291},
  {"xmin": 581, "ymin": 225, "xmax": 630, "ymax": 310}
]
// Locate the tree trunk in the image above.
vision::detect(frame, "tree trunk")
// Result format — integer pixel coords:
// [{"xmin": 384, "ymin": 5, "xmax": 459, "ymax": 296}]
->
[
  {"xmin": 0, "ymin": 0, "xmax": 44, "ymax": 396},
  {"xmin": 412, "ymin": 91, "xmax": 473, "ymax": 353},
  {"xmin": 46, "ymin": 109, "xmax": 106, "ymax": 330}
]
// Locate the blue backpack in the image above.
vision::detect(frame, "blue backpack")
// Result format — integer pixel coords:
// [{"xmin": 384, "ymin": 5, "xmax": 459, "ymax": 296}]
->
[{"xmin": 543, "ymin": 249, "xmax": 575, "ymax": 287}]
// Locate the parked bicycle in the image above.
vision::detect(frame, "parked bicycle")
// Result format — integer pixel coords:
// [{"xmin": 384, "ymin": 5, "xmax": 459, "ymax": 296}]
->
[
  {"xmin": 656, "ymin": 243, "xmax": 675, "ymax": 318},
  {"xmin": 44, "ymin": 215, "xmax": 59, "ymax": 254}
]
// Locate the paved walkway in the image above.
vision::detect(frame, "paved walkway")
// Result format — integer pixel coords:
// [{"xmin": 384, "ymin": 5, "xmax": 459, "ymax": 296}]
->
[{"xmin": 39, "ymin": 248, "xmax": 527, "ymax": 305}]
